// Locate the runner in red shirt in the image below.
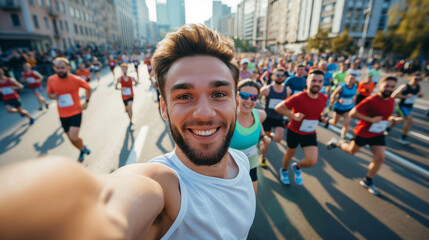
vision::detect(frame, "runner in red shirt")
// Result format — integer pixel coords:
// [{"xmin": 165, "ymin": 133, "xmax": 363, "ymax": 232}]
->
[
  {"xmin": 274, "ymin": 68, "xmax": 328, "ymax": 186},
  {"xmin": 144, "ymin": 54, "xmax": 153, "ymax": 82},
  {"xmin": 0, "ymin": 68, "xmax": 34, "ymax": 124},
  {"xmin": 326, "ymin": 76, "xmax": 403, "ymax": 195},
  {"xmin": 76, "ymin": 63, "xmax": 92, "ymax": 82},
  {"xmin": 21, "ymin": 63, "xmax": 49, "ymax": 110},
  {"xmin": 115, "ymin": 63, "xmax": 139, "ymax": 125},
  {"xmin": 47, "ymin": 57, "xmax": 92, "ymax": 162},
  {"xmin": 107, "ymin": 55, "xmax": 117, "ymax": 79}
]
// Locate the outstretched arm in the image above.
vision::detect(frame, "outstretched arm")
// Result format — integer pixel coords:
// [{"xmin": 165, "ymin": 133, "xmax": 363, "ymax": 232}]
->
[{"xmin": 0, "ymin": 156, "xmax": 164, "ymax": 240}]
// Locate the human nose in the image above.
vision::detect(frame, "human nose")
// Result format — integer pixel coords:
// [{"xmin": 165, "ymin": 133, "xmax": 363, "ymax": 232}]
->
[{"xmin": 193, "ymin": 95, "xmax": 216, "ymax": 121}]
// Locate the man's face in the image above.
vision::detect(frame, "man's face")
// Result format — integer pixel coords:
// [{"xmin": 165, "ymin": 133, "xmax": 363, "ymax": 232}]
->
[
  {"xmin": 79, "ymin": 64, "xmax": 85, "ymax": 70},
  {"xmin": 242, "ymin": 63, "xmax": 248, "ymax": 70},
  {"xmin": 345, "ymin": 74, "xmax": 356, "ymax": 85},
  {"xmin": 378, "ymin": 80, "xmax": 396, "ymax": 98},
  {"xmin": 161, "ymin": 56, "xmax": 237, "ymax": 166},
  {"xmin": 121, "ymin": 66, "xmax": 128, "ymax": 74},
  {"xmin": 297, "ymin": 67, "xmax": 305, "ymax": 77},
  {"xmin": 320, "ymin": 63, "xmax": 327, "ymax": 72},
  {"xmin": 23, "ymin": 64, "xmax": 30, "ymax": 72},
  {"xmin": 307, "ymin": 73, "xmax": 324, "ymax": 94},
  {"xmin": 274, "ymin": 71, "xmax": 286, "ymax": 84},
  {"xmin": 53, "ymin": 61, "xmax": 69, "ymax": 79}
]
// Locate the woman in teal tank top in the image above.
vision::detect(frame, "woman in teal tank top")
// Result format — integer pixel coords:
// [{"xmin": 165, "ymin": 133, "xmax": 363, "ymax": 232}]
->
[{"xmin": 230, "ymin": 79, "xmax": 269, "ymax": 195}]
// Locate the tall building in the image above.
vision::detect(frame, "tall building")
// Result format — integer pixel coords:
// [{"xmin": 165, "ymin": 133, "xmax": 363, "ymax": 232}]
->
[
  {"xmin": 114, "ymin": 0, "xmax": 135, "ymax": 49},
  {"xmin": 0, "ymin": 0, "xmax": 71, "ymax": 52},
  {"xmin": 101, "ymin": 0, "xmax": 119, "ymax": 50},
  {"xmin": 235, "ymin": 0, "xmax": 268, "ymax": 49},
  {"xmin": 132, "ymin": 0, "xmax": 149, "ymax": 48},
  {"xmin": 211, "ymin": 1, "xmax": 231, "ymax": 30},
  {"xmin": 167, "ymin": 0, "xmax": 185, "ymax": 29},
  {"xmin": 156, "ymin": 0, "xmax": 168, "ymax": 26}
]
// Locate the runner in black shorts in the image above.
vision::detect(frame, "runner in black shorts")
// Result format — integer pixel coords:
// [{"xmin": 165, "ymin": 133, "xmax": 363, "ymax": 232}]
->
[
  {"xmin": 60, "ymin": 113, "xmax": 82, "ymax": 133},
  {"xmin": 286, "ymin": 129, "xmax": 318, "ymax": 149}
]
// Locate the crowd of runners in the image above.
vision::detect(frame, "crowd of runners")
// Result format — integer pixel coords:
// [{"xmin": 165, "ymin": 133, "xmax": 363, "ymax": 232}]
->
[{"xmin": 0, "ymin": 24, "xmax": 427, "ymax": 240}]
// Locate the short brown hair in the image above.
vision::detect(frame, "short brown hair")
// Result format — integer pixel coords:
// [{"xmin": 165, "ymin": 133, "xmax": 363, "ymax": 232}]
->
[
  {"xmin": 238, "ymin": 79, "xmax": 261, "ymax": 94},
  {"xmin": 53, "ymin": 57, "xmax": 69, "ymax": 66},
  {"xmin": 152, "ymin": 24, "xmax": 239, "ymax": 99},
  {"xmin": 120, "ymin": 63, "xmax": 128, "ymax": 68},
  {"xmin": 379, "ymin": 76, "xmax": 397, "ymax": 84}
]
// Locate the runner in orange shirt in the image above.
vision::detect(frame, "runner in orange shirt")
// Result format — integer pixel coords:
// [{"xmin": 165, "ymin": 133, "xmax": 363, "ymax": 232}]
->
[
  {"xmin": 115, "ymin": 63, "xmax": 138, "ymax": 125},
  {"xmin": 47, "ymin": 57, "xmax": 92, "ymax": 162},
  {"xmin": 76, "ymin": 62, "xmax": 92, "ymax": 82},
  {"xmin": 21, "ymin": 63, "xmax": 49, "ymax": 110},
  {"xmin": 0, "ymin": 68, "xmax": 34, "ymax": 125},
  {"xmin": 356, "ymin": 75, "xmax": 375, "ymax": 105},
  {"xmin": 107, "ymin": 55, "xmax": 117, "ymax": 79}
]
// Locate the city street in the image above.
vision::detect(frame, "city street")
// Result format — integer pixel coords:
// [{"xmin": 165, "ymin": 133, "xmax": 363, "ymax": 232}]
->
[{"xmin": 0, "ymin": 65, "xmax": 428, "ymax": 239}]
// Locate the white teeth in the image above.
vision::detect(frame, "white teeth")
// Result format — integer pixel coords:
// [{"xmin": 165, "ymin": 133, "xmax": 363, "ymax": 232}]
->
[
  {"xmin": 192, "ymin": 128, "xmax": 217, "ymax": 136},
  {"xmin": 244, "ymin": 104, "xmax": 252, "ymax": 108}
]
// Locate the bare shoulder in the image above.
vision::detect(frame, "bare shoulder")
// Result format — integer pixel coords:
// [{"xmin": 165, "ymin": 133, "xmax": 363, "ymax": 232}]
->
[{"xmin": 256, "ymin": 109, "xmax": 267, "ymax": 122}]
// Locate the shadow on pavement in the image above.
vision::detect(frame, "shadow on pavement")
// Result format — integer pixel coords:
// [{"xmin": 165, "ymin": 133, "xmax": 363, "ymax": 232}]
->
[
  {"xmin": 156, "ymin": 120, "xmax": 174, "ymax": 154},
  {"xmin": 33, "ymin": 126, "xmax": 65, "ymax": 156},
  {"xmin": 118, "ymin": 125, "xmax": 135, "ymax": 168},
  {"xmin": 0, "ymin": 123, "xmax": 30, "ymax": 155}
]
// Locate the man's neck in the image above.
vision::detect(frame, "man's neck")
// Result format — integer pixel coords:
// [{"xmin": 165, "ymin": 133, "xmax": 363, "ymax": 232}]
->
[
  {"xmin": 175, "ymin": 148, "xmax": 238, "ymax": 179},
  {"xmin": 377, "ymin": 93, "xmax": 390, "ymax": 101},
  {"xmin": 306, "ymin": 90, "xmax": 318, "ymax": 99}
]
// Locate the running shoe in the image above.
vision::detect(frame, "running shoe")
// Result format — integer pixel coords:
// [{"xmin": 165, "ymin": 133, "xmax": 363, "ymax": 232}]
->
[
  {"xmin": 398, "ymin": 136, "xmax": 410, "ymax": 145},
  {"xmin": 260, "ymin": 157, "xmax": 267, "ymax": 168},
  {"xmin": 292, "ymin": 162, "xmax": 302, "ymax": 185},
  {"xmin": 324, "ymin": 117, "xmax": 330, "ymax": 128},
  {"xmin": 29, "ymin": 118, "xmax": 35, "ymax": 125},
  {"xmin": 38, "ymin": 107, "xmax": 43, "ymax": 111},
  {"xmin": 360, "ymin": 179, "xmax": 381, "ymax": 196},
  {"xmin": 82, "ymin": 145, "xmax": 91, "ymax": 155},
  {"xmin": 326, "ymin": 137, "xmax": 339, "ymax": 150},
  {"xmin": 279, "ymin": 168, "xmax": 290, "ymax": 185},
  {"xmin": 78, "ymin": 152, "xmax": 85, "ymax": 163},
  {"xmin": 45, "ymin": 103, "xmax": 49, "ymax": 109}
]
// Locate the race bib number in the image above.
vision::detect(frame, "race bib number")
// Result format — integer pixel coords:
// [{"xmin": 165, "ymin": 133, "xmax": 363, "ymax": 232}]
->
[
  {"xmin": 94, "ymin": 66, "xmax": 100, "ymax": 71},
  {"xmin": 369, "ymin": 120, "xmax": 389, "ymax": 133},
  {"xmin": 268, "ymin": 99, "xmax": 283, "ymax": 109},
  {"xmin": 1, "ymin": 87, "xmax": 14, "ymax": 95},
  {"xmin": 240, "ymin": 146, "xmax": 258, "ymax": 158},
  {"xmin": 79, "ymin": 75, "xmax": 87, "ymax": 81},
  {"xmin": 404, "ymin": 95, "xmax": 417, "ymax": 104},
  {"xmin": 342, "ymin": 98, "xmax": 353, "ymax": 105},
  {"xmin": 147, "ymin": 66, "xmax": 152, "ymax": 70},
  {"xmin": 122, "ymin": 87, "xmax": 132, "ymax": 96},
  {"xmin": 26, "ymin": 77, "xmax": 35, "ymax": 84},
  {"xmin": 58, "ymin": 94, "xmax": 74, "ymax": 108},
  {"xmin": 299, "ymin": 119, "xmax": 318, "ymax": 132},
  {"xmin": 109, "ymin": 62, "xmax": 115, "ymax": 66},
  {"xmin": 293, "ymin": 90, "xmax": 302, "ymax": 95}
]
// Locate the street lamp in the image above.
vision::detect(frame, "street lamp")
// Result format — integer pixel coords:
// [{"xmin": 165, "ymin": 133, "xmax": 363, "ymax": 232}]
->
[{"xmin": 359, "ymin": 0, "xmax": 373, "ymax": 58}]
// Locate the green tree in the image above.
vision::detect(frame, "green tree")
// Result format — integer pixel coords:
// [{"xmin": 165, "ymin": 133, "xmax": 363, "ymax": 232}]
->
[
  {"xmin": 306, "ymin": 27, "xmax": 331, "ymax": 53},
  {"xmin": 331, "ymin": 28, "xmax": 355, "ymax": 55},
  {"xmin": 232, "ymin": 38, "xmax": 256, "ymax": 52},
  {"xmin": 385, "ymin": 0, "xmax": 429, "ymax": 59}
]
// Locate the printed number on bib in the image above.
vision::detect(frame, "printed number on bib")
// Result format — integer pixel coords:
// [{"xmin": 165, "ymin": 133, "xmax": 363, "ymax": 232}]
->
[
  {"xmin": 1, "ymin": 87, "xmax": 14, "ymax": 95},
  {"xmin": 299, "ymin": 119, "xmax": 318, "ymax": 132},
  {"xmin": 342, "ymin": 98, "xmax": 353, "ymax": 105},
  {"xmin": 268, "ymin": 99, "xmax": 283, "ymax": 109},
  {"xmin": 147, "ymin": 66, "xmax": 152, "ymax": 70},
  {"xmin": 122, "ymin": 88, "xmax": 132, "ymax": 96},
  {"xmin": 58, "ymin": 94, "xmax": 74, "ymax": 108},
  {"xmin": 26, "ymin": 77, "xmax": 35, "ymax": 84},
  {"xmin": 404, "ymin": 95, "xmax": 417, "ymax": 104},
  {"xmin": 94, "ymin": 66, "xmax": 100, "ymax": 71},
  {"xmin": 369, "ymin": 120, "xmax": 389, "ymax": 133}
]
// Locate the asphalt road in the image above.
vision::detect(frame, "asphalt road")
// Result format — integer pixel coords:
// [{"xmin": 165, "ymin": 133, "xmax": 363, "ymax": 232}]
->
[{"xmin": 0, "ymin": 66, "xmax": 427, "ymax": 239}]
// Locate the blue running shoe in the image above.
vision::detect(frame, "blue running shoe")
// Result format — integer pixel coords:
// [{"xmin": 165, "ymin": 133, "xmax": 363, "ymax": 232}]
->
[
  {"xmin": 292, "ymin": 162, "xmax": 303, "ymax": 185},
  {"xmin": 29, "ymin": 118, "xmax": 35, "ymax": 125},
  {"xmin": 279, "ymin": 168, "xmax": 290, "ymax": 185},
  {"xmin": 360, "ymin": 179, "xmax": 381, "ymax": 196},
  {"xmin": 83, "ymin": 145, "xmax": 91, "ymax": 155}
]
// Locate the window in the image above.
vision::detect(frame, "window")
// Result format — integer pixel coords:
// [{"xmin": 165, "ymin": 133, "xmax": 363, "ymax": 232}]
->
[
  {"xmin": 38, "ymin": 0, "xmax": 44, "ymax": 7},
  {"xmin": 29, "ymin": 0, "xmax": 35, "ymax": 5},
  {"xmin": 75, "ymin": 9, "xmax": 80, "ymax": 19},
  {"xmin": 10, "ymin": 13, "xmax": 21, "ymax": 27},
  {"xmin": 70, "ymin": 7, "xmax": 74, "ymax": 17},
  {"xmin": 60, "ymin": 2, "xmax": 65, "ymax": 12},
  {"xmin": 59, "ymin": 20, "xmax": 63, "ymax": 30},
  {"xmin": 80, "ymin": 25, "xmax": 83, "ymax": 35},
  {"xmin": 85, "ymin": 27, "xmax": 88, "ymax": 35},
  {"xmin": 55, "ymin": 1, "xmax": 59, "ymax": 11},
  {"xmin": 74, "ymin": 24, "xmax": 78, "ymax": 34},
  {"xmin": 65, "ymin": 22, "xmax": 69, "ymax": 32},
  {"xmin": 33, "ymin": 15, "xmax": 39, "ymax": 29},
  {"xmin": 63, "ymin": 38, "xmax": 67, "ymax": 49},
  {"xmin": 46, "ymin": 0, "xmax": 51, "ymax": 7},
  {"xmin": 44, "ymin": 16, "xmax": 49, "ymax": 29}
]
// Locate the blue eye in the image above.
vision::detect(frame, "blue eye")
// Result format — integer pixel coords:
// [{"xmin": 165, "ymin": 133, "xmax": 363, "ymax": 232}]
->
[
  {"xmin": 178, "ymin": 95, "xmax": 192, "ymax": 100},
  {"xmin": 213, "ymin": 92, "xmax": 226, "ymax": 98}
]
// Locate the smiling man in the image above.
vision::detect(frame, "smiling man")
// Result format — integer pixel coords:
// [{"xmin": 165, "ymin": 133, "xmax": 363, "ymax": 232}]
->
[{"xmin": 0, "ymin": 24, "xmax": 255, "ymax": 240}]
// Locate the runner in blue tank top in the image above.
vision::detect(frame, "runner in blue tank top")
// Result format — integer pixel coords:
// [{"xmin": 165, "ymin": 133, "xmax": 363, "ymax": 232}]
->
[
  {"xmin": 259, "ymin": 67, "xmax": 289, "ymax": 168},
  {"xmin": 326, "ymin": 73, "xmax": 357, "ymax": 140},
  {"xmin": 230, "ymin": 79, "xmax": 269, "ymax": 195}
]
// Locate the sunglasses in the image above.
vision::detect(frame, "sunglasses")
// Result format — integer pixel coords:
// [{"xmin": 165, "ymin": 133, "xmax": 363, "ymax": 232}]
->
[
  {"xmin": 276, "ymin": 73, "xmax": 285, "ymax": 77},
  {"xmin": 239, "ymin": 92, "xmax": 259, "ymax": 101}
]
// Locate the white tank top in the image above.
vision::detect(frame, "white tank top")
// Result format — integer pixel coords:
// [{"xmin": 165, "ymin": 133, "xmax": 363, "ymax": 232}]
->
[{"xmin": 149, "ymin": 148, "xmax": 256, "ymax": 240}]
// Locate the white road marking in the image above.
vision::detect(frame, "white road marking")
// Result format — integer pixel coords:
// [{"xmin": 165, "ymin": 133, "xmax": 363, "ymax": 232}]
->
[
  {"xmin": 409, "ymin": 131, "xmax": 429, "ymax": 142},
  {"xmin": 324, "ymin": 124, "xmax": 429, "ymax": 178},
  {"xmin": 125, "ymin": 125, "xmax": 149, "ymax": 165}
]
